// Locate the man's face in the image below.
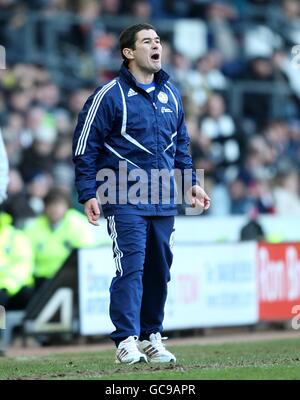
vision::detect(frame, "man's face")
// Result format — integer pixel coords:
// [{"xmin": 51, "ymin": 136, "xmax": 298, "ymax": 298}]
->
[
  {"xmin": 45, "ymin": 201, "xmax": 68, "ymax": 225},
  {"xmin": 130, "ymin": 29, "xmax": 162, "ymax": 73}
]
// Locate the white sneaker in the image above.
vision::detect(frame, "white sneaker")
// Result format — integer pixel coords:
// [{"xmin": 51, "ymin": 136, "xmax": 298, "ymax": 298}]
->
[
  {"xmin": 115, "ymin": 336, "xmax": 148, "ymax": 364},
  {"xmin": 139, "ymin": 333, "xmax": 176, "ymax": 363}
]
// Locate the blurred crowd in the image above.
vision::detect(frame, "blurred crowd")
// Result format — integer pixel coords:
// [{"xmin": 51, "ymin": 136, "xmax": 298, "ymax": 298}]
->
[{"xmin": 0, "ymin": 0, "xmax": 300, "ymax": 228}]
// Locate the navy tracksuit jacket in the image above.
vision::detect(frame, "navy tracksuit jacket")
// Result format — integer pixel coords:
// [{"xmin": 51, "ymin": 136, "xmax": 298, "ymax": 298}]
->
[{"xmin": 73, "ymin": 64, "xmax": 197, "ymax": 344}]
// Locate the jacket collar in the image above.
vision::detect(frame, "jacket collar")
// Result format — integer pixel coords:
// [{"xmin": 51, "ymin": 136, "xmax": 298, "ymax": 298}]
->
[{"xmin": 119, "ymin": 63, "xmax": 170, "ymax": 90}]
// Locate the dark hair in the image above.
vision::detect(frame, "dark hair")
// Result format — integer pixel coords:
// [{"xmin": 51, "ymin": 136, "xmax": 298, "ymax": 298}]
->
[
  {"xmin": 44, "ymin": 188, "xmax": 71, "ymax": 208},
  {"xmin": 119, "ymin": 23, "xmax": 156, "ymax": 63}
]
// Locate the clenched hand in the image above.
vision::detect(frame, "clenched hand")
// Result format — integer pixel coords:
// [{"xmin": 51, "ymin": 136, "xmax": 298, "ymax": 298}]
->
[
  {"xmin": 84, "ymin": 198, "xmax": 101, "ymax": 226},
  {"xmin": 187, "ymin": 185, "xmax": 211, "ymax": 211}
]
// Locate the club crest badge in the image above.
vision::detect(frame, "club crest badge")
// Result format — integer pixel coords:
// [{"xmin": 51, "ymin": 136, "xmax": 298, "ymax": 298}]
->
[{"xmin": 158, "ymin": 91, "xmax": 168, "ymax": 104}]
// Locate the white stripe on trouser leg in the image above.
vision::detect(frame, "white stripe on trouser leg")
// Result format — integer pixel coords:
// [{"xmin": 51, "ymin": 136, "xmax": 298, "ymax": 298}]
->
[
  {"xmin": 108, "ymin": 216, "xmax": 123, "ymax": 276},
  {"xmin": 108, "ymin": 216, "xmax": 121, "ymax": 274},
  {"xmin": 111, "ymin": 216, "xmax": 123, "ymax": 276}
]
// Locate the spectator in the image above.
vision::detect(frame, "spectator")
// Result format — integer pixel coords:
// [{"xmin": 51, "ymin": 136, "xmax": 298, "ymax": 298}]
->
[
  {"xmin": 184, "ymin": 51, "xmax": 228, "ymax": 115},
  {"xmin": 241, "ymin": 135, "xmax": 276, "ymax": 183},
  {"xmin": 240, "ymin": 206, "xmax": 265, "ymax": 241},
  {"xmin": 26, "ymin": 172, "xmax": 53, "ymax": 215},
  {"xmin": 200, "ymin": 93, "xmax": 241, "ymax": 181},
  {"xmin": 131, "ymin": 0, "xmax": 152, "ymax": 19},
  {"xmin": 272, "ymin": 169, "xmax": 300, "ymax": 215},
  {"xmin": 101, "ymin": 0, "xmax": 122, "ymax": 16},
  {"xmin": 24, "ymin": 188, "xmax": 104, "ymax": 289},
  {"xmin": 229, "ymin": 178, "xmax": 255, "ymax": 214},
  {"xmin": 0, "ymin": 129, "xmax": 9, "ymax": 205},
  {"xmin": 19, "ymin": 132, "xmax": 55, "ymax": 183},
  {"xmin": 0, "ymin": 212, "xmax": 34, "ymax": 310},
  {"xmin": 251, "ymin": 178, "xmax": 275, "ymax": 214},
  {"xmin": 206, "ymin": 1, "xmax": 239, "ymax": 62},
  {"xmin": 273, "ymin": 49, "xmax": 300, "ymax": 104},
  {"xmin": 278, "ymin": 0, "xmax": 300, "ymax": 47},
  {"xmin": 1, "ymin": 168, "xmax": 36, "ymax": 227},
  {"xmin": 242, "ymin": 56, "xmax": 276, "ymax": 128}
]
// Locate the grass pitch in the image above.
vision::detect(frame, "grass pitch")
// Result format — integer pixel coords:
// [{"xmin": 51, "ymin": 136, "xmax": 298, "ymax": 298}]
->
[{"xmin": 0, "ymin": 338, "xmax": 300, "ymax": 380}]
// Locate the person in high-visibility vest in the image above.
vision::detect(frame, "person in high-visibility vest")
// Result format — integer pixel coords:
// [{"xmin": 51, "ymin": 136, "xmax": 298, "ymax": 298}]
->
[
  {"xmin": 0, "ymin": 130, "xmax": 9, "ymax": 205},
  {"xmin": 24, "ymin": 188, "xmax": 103, "ymax": 289},
  {"xmin": 0, "ymin": 212, "xmax": 34, "ymax": 310}
]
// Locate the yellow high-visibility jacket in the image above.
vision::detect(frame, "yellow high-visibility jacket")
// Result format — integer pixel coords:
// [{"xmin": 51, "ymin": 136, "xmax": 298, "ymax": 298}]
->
[
  {"xmin": 24, "ymin": 209, "xmax": 102, "ymax": 279},
  {"xmin": 0, "ymin": 213, "xmax": 34, "ymax": 296}
]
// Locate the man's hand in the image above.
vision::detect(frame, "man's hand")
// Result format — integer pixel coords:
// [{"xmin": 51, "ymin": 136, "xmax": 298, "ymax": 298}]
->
[
  {"xmin": 186, "ymin": 185, "xmax": 211, "ymax": 211},
  {"xmin": 84, "ymin": 198, "xmax": 101, "ymax": 226}
]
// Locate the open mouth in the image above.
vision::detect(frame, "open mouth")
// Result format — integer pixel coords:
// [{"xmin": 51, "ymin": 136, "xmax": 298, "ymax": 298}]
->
[{"xmin": 151, "ymin": 54, "xmax": 160, "ymax": 61}]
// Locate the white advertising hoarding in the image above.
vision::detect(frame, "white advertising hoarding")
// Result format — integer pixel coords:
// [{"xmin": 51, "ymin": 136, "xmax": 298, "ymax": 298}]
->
[
  {"xmin": 78, "ymin": 247, "xmax": 115, "ymax": 335},
  {"xmin": 78, "ymin": 242, "xmax": 258, "ymax": 335},
  {"xmin": 164, "ymin": 242, "xmax": 258, "ymax": 329}
]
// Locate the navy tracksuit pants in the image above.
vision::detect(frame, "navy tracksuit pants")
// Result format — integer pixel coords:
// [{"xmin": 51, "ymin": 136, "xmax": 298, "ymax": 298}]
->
[{"xmin": 106, "ymin": 214, "xmax": 175, "ymax": 346}]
